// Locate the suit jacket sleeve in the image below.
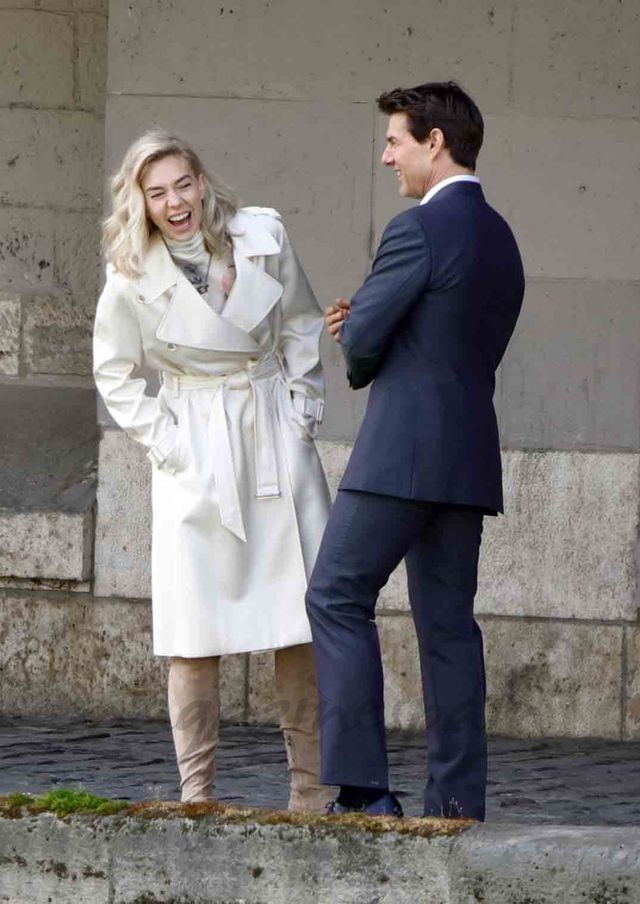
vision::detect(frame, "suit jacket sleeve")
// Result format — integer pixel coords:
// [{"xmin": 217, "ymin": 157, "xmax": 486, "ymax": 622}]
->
[
  {"xmin": 93, "ymin": 269, "xmax": 182, "ymax": 472},
  {"xmin": 340, "ymin": 212, "xmax": 431, "ymax": 389},
  {"xmin": 277, "ymin": 224, "xmax": 325, "ymax": 436}
]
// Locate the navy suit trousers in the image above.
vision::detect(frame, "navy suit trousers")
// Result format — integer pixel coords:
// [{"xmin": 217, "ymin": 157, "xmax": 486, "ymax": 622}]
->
[{"xmin": 305, "ymin": 489, "xmax": 487, "ymax": 821}]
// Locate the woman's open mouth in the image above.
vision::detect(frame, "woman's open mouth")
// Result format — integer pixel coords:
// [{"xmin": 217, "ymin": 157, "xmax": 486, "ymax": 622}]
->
[{"xmin": 167, "ymin": 211, "xmax": 192, "ymax": 231}]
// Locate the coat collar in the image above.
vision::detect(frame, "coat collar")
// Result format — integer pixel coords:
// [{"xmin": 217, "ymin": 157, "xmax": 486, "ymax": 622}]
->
[{"xmin": 135, "ymin": 210, "xmax": 283, "ymax": 352}]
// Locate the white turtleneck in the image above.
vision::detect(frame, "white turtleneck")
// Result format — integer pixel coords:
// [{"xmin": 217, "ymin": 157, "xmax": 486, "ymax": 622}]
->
[{"xmin": 163, "ymin": 231, "xmax": 235, "ymax": 313}]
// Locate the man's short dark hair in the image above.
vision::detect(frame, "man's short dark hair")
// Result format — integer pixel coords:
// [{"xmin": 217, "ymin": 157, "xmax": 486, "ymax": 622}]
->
[{"xmin": 377, "ymin": 81, "xmax": 484, "ymax": 170}]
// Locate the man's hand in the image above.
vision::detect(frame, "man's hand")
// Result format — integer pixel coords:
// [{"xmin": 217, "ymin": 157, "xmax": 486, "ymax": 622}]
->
[{"xmin": 325, "ymin": 298, "xmax": 351, "ymax": 344}]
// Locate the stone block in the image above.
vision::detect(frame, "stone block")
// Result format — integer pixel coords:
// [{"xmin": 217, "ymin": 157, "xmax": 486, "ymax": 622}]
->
[
  {"xmin": 108, "ymin": 0, "xmax": 510, "ymax": 110},
  {"xmin": 0, "ymin": 509, "xmax": 93, "ymax": 581},
  {"xmin": 247, "ymin": 650, "xmax": 279, "ymax": 725},
  {"xmin": 0, "ymin": 207, "xmax": 55, "ymax": 292},
  {"xmin": 0, "ymin": 591, "xmax": 165, "ymax": 718},
  {"xmin": 483, "ymin": 114, "xmax": 640, "ymax": 281},
  {"xmin": 497, "ymin": 280, "xmax": 640, "ymax": 451},
  {"xmin": 0, "ymin": 110, "xmax": 103, "ymax": 210},
  {"xmin": 0, "ymin": 10, "xmax": 74, "ymax": 107},
  {"xmin": 378, "ymin": 613, "xmax": 425, "ymax": 730},
  {"xmin": 23, "ymin": 294, "xmax": 94, "ymax": 375},
  {"xmin": 77, "ymin": 12, "xmax": 107, "ymax": 112},
  {"xmin": 94, "ymin": 429, "xmax": 151, "ymax": 599},
  {"xmin": 625, "ymin": 628, "xmax": 640, "ymax": 741},
  {"xmin": 477, "ymin": 451, "xmax": 640, "ymax": 621},
  {"xmin": 483, "ymin": 619, "xmax": 623, "ymax": 739},
  {"xmin": 0, "ymin": 293, "xmax": 20, "ymax": 375},
  {"xmin": 512, "ymin": 0, "xmax": 640, "ymax": 118},
  {"xmin": 0, "ymin": 590, "xmax": 246, "ymax": 720},
  {"xmin": 53, "ymin": 210, "xmax": 103, "ymax": 297}
]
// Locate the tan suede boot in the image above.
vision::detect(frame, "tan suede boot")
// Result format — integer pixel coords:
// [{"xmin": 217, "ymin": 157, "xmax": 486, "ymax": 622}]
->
[
  {"xmin": 274, "ymin": 643, "xmax": 334, "ymax": 813},
  {"xmin": 168, "ymin": 656, "xmax": 220, "ymax": 803}
]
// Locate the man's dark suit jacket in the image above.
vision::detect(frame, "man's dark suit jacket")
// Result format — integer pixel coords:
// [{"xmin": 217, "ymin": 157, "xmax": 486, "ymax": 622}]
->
[{"xmin": 339, "ymin": 181, "xmax": 524, "ymax": 515}]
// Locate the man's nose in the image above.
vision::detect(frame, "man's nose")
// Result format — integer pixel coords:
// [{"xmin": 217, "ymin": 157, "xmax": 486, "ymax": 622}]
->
[{"xmin": 381, "ymin": 147, "xmax": 393, "ymax": 166}]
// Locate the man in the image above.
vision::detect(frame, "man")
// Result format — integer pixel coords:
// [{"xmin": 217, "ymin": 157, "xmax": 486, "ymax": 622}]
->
[{"xmin": 305, "ymin": 82, "xmax": 524, "ymax": 821}]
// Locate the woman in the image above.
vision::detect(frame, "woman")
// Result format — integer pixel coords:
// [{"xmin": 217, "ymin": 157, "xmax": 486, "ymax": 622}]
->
[{"xmin": 94, "ymin": 130, "xmax": 332, "ymax": 812}]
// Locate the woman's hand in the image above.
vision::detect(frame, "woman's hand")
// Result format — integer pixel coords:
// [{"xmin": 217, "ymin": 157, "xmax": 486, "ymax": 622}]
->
[{"xmin": 325, "ymin": 298, "xmax": 351, "ymax": 344}]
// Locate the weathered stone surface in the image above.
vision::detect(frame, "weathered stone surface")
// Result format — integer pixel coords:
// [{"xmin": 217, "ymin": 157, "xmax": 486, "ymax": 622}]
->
[
  {"xmin": 0, "ymin": 383, "xmax": 97, "ymax": 513},
  {"xmin": 108, "ymin": 0, "xmax": 511, "ymax": 110},
  {"xmin": 247, "ymin": 650, "xmax": 279, "ymax": 725},
  {"xmin": 379, "ymin": 614, "xmax": 425, "ymax": 730},
  {"xmin": 54, "ymin": 210, "xmax": 103, "ymax": 297},
  {"xmin": 0, "ymin": 509, "xmax": 92, "ymax": 581},
  {"xmin": 0, "ymin": 293, "xmax": 20, "ymax": 375},
  {"xmin": 0, "ymin": 590, "xmax": 246, "ymax": 721},
  {"xmin": 496, "ymin": 280, "xmax": 640, "ymax": 452},
  {"xmin": 0, "ymin": 591, "xmax": 165, "ymax": 718},
  {"xmin": 0, "ymin": 110, "xmax": 103, "ymax": 209},
  {"xmin": 2, "ymin": 812, "xmax": 640, "ymax": 904},
  {"xmin": 512, "ymin": 0, "xmax": 640, "ymax": 118},
  {"xmin": 625, "ymin": 628, "xmax": 640, "ymax": 742},
  {"xmin": 0, "ymin": 10, "xmax": 74, "ymax": 107},
  {"xmin": 483, "ymin": 619, "xmax": 623, "ymax": 739},
  {"xmin": 0, "ymin": 207, "xmax": 55, "ymax": 291},
  {"xmin": 23, "ymin": 294, "xmax": 94, "ymax": 375},
  {"xmin": 484, "ymin": 114, "xmax": 640, "ymax": 281},
  {"xmin": 94, "ymin": 429, "xmax": 151, "ymax": 599},
  {"xmin": 477, "ymin": 451, "xmax": 640, "ymax": 621},
  {"xmin": 77, "ymin": 12, "xmax": 107, "ymax": 112}
]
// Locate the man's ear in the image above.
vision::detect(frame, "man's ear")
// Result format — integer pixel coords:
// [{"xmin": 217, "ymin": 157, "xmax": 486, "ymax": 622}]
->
[{"xmin": 428, "ymin": 128, "xmax": 446, "ymax": 155}]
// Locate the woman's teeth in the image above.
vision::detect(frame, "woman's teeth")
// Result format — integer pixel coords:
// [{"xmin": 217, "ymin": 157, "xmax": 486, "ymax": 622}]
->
[{"xmin": 169, "ymin": 212, "xmax": 190, "ymax": 223}]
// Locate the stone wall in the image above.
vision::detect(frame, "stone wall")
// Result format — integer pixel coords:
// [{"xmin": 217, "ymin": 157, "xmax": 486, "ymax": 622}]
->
[{"xmin": 0, "ymin": 0, "xmax": 107, "ymax": 381}]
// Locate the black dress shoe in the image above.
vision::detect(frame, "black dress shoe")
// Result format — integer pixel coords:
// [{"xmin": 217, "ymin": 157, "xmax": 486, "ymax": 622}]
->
[{"xmin": 326, "ymin": 792, "xmax": 403, "ymax": 817}]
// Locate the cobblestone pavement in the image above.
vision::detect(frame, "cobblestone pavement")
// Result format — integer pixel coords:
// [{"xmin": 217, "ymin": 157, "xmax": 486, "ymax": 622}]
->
[{"xmin": 1, "ymin": 717, "xmax": 640, "ymax": 825}]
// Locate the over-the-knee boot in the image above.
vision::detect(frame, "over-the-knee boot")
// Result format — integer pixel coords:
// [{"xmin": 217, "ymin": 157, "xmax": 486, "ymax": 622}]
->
[
  {"xmin": 168, "ymin": 656, "xmax": 220, "ymax": 803},
  {"xmin": 274, "ymin": 643, "xmax": 334, "ymax": 813}
]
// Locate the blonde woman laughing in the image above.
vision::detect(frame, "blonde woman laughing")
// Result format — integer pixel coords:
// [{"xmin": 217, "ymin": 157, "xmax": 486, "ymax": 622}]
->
[{"xmin": 94, "ymin": 131, "xmax": 331, "ymax": 811}]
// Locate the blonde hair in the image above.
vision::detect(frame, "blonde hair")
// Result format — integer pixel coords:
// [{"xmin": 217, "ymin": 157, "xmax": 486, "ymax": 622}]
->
[{"xmin": 103, "ymin": 130, "xmax": 239, "ymax": 278}]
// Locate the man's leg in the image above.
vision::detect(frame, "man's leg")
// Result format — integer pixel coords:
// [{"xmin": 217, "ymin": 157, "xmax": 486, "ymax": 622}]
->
[
  {"xmin": 306, "ymin": 490, "xmax": 430, "ymax": 790},
  {"xmin": 405, "ymin": 505, "xmax": 486, "ymax": 821}
]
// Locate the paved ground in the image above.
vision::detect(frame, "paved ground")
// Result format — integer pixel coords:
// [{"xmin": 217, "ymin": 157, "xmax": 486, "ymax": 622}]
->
[{"xmin": 1, "ymin": 717, "xmax": 640, "ymax": 825}]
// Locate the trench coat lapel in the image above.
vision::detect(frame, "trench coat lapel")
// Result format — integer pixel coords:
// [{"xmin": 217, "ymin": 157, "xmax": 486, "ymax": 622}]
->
[
  {"xmin": 223, "ymin": 210, "xmax": 284, "ymax": 335},
  {"xmin": 140, "ymin": 234, "xmax": 260, "ymax": 353}
]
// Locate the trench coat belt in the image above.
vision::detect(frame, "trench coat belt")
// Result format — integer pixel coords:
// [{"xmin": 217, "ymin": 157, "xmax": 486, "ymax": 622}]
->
[{"xmin": 161, "ymin": 356, "xmax": 282, "ymax": 543}]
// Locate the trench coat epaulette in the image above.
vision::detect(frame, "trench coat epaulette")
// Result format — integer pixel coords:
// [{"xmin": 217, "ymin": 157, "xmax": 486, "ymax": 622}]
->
[{"xmin": 242, "ymin": 206, "xmax": 281, "ymax": 220}]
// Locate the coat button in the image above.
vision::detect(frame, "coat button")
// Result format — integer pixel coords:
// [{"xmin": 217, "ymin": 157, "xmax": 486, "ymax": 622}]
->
[
  {"xmin": 137, "ymin": 294, "xmax": 145, "ymax": 302},
  {"xmin": 167, "ymin": 343, "xmax": 177, "ymax": 351}
]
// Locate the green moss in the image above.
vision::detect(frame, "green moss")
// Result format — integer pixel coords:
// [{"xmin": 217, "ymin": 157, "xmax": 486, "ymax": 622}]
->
[
  {"xmin": 0, "ymin": 792, "xmax": 473, "ymax": 839},
  {"xmin": 0, "ymin": 788, "xmax": 128, "ymax": 819}
]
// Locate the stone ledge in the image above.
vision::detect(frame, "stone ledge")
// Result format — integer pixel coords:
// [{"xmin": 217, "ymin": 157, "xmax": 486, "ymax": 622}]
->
[{"xmin": 0, "ymin": 809, "xmax": 639, "ymax": 904}]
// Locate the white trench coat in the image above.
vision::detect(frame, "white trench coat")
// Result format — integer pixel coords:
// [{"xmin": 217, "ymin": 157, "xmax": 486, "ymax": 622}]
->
[{"xmin": 93, "ymin": 208, "xmax": 331, "ymax": 657}]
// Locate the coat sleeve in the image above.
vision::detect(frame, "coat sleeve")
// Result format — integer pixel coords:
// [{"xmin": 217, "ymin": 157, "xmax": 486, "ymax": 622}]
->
[
  {"xmin": 276, "ymin": 224, "xmax": 326, "ymax": 437},
  {"xmin": 340, "ymin": 212, "xmax": 431, "ymax": 389},
  {"xmin": 93, "ymin": 270, "xmax": 183, "ymax": 473}
]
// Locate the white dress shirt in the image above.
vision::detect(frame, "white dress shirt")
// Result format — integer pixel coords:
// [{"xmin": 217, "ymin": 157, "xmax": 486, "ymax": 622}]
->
[{"xmin": 420, "ymin": 174, "xmax": 481, "ymax": 205}]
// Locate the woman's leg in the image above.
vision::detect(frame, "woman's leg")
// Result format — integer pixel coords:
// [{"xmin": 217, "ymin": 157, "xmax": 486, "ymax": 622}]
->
[
  {"xmin": 274, "ymin": 643, "xmax": 333, "ymax": 813},
  {"xmin": 168, "ymin": 656, "xmax": 220, "ymax": 803}
]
